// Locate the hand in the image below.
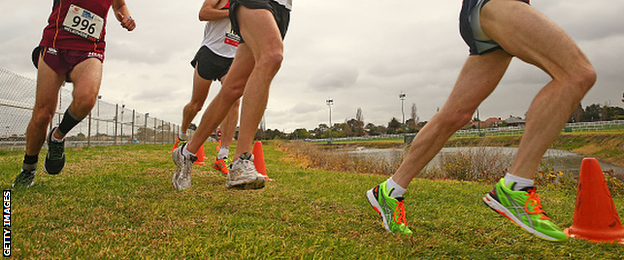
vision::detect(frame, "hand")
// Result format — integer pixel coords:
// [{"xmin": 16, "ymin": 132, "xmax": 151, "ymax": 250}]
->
[{"xmin": 117, "ymin": 12, "xmax": 136, "ymax": 31}]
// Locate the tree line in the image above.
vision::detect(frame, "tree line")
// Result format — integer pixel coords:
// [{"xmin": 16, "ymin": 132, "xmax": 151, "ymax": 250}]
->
[{"xmin": 251, "ymin": 102, "xmax": 624, "ymax": 140}]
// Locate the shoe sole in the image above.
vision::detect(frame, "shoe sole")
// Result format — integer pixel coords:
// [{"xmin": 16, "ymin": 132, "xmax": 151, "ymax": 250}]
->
[
  {"xmin": 366, "ymin": 189, "xmax": 391, "ymax": 232},
  {"xmin": 226, "ymin": 176, "xmax": 265, "ymax": 190},
  {"xmin": 482, "ymin": 194, "xmax": 563, "ymax": 241}
]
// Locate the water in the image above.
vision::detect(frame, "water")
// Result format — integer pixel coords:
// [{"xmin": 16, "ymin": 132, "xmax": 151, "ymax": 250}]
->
[{"xmin": 349, "ymin": 146, "xmax": 624, "ymax": 178}]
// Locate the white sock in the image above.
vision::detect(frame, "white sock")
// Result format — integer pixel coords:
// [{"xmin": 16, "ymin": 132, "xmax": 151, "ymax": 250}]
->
[
  {"xmin": 218, "ymin": 146, "xmax": 229, "ymax": 159},
  {"xmin": 386, "ymin": 177, "xmax": 406, "ymax": 198},
  {"xmin": 182, "ymin": 146, "xmax": 196, "ymax": 157},
  {"xmin": 504, "ymin": 173, "xmax": 534, "ymax": 191},
  {"xmin": 179, "ymin": 131, "xmax": 187, "ymax": 140},
  {"xmin": 50, "ymin": 129, "xmax": 64, "ymax": 142}
]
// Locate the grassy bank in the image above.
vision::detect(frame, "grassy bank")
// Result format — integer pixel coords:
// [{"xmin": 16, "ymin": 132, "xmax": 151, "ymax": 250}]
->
[
  {"xmin": 445, "ymin": 132, "xmax": 624, "ymax": 167},
  {"xmin": 1, "ymin": 143, "xmax": 623, "ymax": 259}
]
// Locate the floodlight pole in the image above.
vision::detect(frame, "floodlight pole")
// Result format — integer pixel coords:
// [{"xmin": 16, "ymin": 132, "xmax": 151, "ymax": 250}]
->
[
  {"xmin": 399, "ymin": 92, "xmax": 406, "ymax": 139},
  {"xmin": 326, "ymin": 99, "xmax": 333, "ymax": 144}
]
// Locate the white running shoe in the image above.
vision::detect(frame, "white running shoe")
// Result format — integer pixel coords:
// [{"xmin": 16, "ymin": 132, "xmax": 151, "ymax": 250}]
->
[
  {"xmin": 226, "ymin": 152, "xmax": 265, "ymax": 190},
  {"xmin": 172, "ymin": 143, "xmax": 197, "ymax": 190}
]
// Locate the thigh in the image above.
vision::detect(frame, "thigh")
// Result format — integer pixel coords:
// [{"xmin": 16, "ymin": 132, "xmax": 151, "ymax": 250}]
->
[
  {"xmin": 222, "ymin": 44, "xmax": 255, "ymax": 90},
  {"xmin": 191, "ymin": 66, "xmax": 212, "ymax": 104},
  {"xmin": 443, "ymin": 50, "xmax": 513, "ymax": 114},
  {"xmin": 235, "ymin": 6, "xmax": 283, "ymax": 60},
  {"xmin": 68, "ymin": 58, "xmax": 103, "ymax": 101},
  {"xmin": 480, "ymin": 0, "xmax": 589, "ymax": 77},
  {"xmin": 33, "ymin": 55, "xmax": 66, "ymax": 111}
]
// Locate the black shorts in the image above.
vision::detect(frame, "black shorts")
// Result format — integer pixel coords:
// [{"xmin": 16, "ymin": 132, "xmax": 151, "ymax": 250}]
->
[
  {"xmin": 459, "ymin": 0, "xmax": 530, "ymax": 55},
  {"xmin": 229, "ymin": 0, "xmax": 290, "ymax": 43},
  {"xmin": 190, "ymin": 46, "xmax": 233, "ymax": 81}
]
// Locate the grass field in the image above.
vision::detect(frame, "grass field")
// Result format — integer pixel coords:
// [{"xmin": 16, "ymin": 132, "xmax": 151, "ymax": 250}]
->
[{"xmin": 1, "ymin": 143, "xmax": 624, "ymax": 259}]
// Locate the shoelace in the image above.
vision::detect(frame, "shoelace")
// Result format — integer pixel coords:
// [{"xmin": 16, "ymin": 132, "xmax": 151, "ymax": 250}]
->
[
  {"xmin": 524, "ymin": 188, "xmax": 550, "ymax": 220},
  {"xmin": 48, "ymin": 141, "xmax": 64, "ymax": 160},
  {"xmin": 394, "ymin": 201, "xmax": 408, "ymax": 225}
]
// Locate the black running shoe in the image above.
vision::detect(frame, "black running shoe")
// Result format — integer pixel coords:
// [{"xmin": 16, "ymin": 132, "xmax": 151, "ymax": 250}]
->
[
  {"xmin": 44, "ymin": 127, "xmax": 65, "ymax": 175},
  {"xmin": 12, "ymin": 169, "xmax": 36, "ymax": 188}
]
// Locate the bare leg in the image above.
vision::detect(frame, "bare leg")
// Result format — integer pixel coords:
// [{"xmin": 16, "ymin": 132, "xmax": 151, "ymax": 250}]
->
[
  {"xmin": 50, "ymin": 58, "xmax": 103, "ymax": 139},
  {"xmin": 186, "ymin": 44, "xmax": 254, "ymax": 154},
  {"xmin": 480, "ymin": 0, "xmax": 596, "ymax": 179},
  {"xmin": 392, "ymin": 51, "xmax": 512, "ymax": 188},
  {"xmin": 25, "ymin": 56, "xmax": 65, "ymax": 156},
  {"xmin": 219, "ymin": 96, "xmax": 240, "ymax": 148},
  {"xmin": 233, "ymin": 6, "xmax": 284, "ymax": 160},
  {"xmin": 181, "ymin": 67, "xmax": 212, "ymax": 134}
]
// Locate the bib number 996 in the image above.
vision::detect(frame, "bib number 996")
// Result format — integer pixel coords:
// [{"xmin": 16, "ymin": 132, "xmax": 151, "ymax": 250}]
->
[{"xmin": 62, "ymin": 4, "xmax": 104, "ymax": 42}]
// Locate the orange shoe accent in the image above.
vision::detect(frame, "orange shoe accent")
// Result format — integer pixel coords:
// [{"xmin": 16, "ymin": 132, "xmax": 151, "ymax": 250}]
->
[
  {"xmin": 394, "ymin": 201, "xmax": 408, "ymax": 225},
  {"xmin": 252, "ymin": 141, "xmax": 269, "ymax": 180},
  {"xmin": 213, "ymin": 158, "xmax": 229, "ymax": 175},
  {"xmin": 524, "ymin": 188, "xmax": 549, "ymax": 220},
  {"xmin": 564, "ymin": 158, "xmax": 624, "ymax": 244},
  {"xmin": 193, "ymin": 144, "xmax": 205, "ymax": 165}
]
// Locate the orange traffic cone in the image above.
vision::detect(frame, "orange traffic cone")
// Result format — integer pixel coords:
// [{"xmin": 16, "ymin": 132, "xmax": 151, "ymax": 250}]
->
[
  {"xmin": 194, "ymin": 144, "xmax": 206, "ymax": 165},
  {"xmin": 252, "ymin": 141, "xmax": 269, "ymax": 180},
  {"xmin": 564, "ymin": 158, "xmax": 624, "ymax": 244}
]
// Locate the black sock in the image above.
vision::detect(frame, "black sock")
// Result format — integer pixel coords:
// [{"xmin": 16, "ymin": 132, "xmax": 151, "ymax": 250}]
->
[
  {"xmin": 23, "ymin": 154, "xmax": 38, "ymax": 171},
  {"xmin": 57, "ymin": 108, "xmax": 83, "ymax": 137}
]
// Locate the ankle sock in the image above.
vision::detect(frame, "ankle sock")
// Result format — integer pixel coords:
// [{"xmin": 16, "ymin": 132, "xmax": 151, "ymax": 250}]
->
[
  {"xmin": 218, "ymin": 146, "xmax": 229, "ymax": 159},
  {"xmin": 386, "ymin": 177, "xmax": 406, "ymax": 198},
  {"xmin": 504, "ymin": 173, "xmax": 534, "ymax": 191},
  {"xmin": 182, "ymin": 146, "xmax": 196, "ymax": 157}
]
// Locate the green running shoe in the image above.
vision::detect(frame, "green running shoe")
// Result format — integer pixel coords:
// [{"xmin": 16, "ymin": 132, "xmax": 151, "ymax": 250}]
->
[
  {"xmin": 483, "ymin": 178, "xmax": 567, "ymax": 242},
  {"xmin": 366, "ymin": 181, "xmax": 412, "ymax": 235}
]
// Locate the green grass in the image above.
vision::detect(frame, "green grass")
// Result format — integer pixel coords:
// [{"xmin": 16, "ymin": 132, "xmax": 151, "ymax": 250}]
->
[{"xmin": 2, "ymin": 143, "xmax": 624, "ymax": 259}]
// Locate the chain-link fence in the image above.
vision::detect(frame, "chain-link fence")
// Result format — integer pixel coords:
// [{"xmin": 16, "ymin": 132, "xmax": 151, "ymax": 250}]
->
[{"xmin": 0, "ymin": 67, "xmax": 181, "ymax": 150}]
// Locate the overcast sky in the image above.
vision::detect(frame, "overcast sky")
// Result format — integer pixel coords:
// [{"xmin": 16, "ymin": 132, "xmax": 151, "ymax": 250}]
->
[{"xmin": 1, "ymin": 0, "xmax": 623, "ymax": 133}]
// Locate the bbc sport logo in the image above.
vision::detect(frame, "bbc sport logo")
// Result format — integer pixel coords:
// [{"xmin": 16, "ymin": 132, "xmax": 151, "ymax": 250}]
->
[{"xmin": 3, "ymin": 190, "xmax": 10, "ymax": 257}]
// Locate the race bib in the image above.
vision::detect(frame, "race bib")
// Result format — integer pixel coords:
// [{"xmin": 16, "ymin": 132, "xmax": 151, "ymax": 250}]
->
[{"xmin": 62, "ymin": 4, "xmax": 104, "ymax": 42}]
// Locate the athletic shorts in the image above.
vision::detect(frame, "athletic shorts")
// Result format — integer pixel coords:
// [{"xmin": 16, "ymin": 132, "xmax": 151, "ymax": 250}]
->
[
  {"xmin": 229, "ymin": 0, "xmax": 290, "ymax": 43},
  {"xmin": 190, "ymin": 46, "xmax": 233, "ymax": 81},
  {"xmin": 459, "ymin": 0, "xmax": 530, "ymax": 55},
  {"xmin": 32, "ymin": 46, "xmax": 105, "ymax": 82}
]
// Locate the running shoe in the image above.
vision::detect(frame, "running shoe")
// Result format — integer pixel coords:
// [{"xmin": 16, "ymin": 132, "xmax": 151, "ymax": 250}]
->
[
  {"xmin": 44, "ymin": 127, "xmax": 65, "ymax": 175},
  {"xmin": 366, "ymin": 181, "xmax": 412, "ymax": 234},
  {"xmin": 226, "ymin": 152, "xmax": 265, "ymax": 190},
  {"xmin": 483, "ymin": 178, "xmax": 567, "ymax": 242},
  {"xmin": 12, "ymin": 169, "xmax": 36, "ymax": 188},
  {"xmin": 213, "ymin": 157, "xmax": 231, "ymax": 175},
  {"xmin": 175, "ymin": 136, "xmax": 187, "ymax": 147},
  {"xmin": 172, "ymin": 143, "xmax": 197, "ymax": 190}
]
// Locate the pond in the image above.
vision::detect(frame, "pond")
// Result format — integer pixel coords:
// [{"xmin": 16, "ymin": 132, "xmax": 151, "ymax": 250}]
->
[{"xmin": 349, "ymin": 146, "xmax": 624, "ymax": 179}]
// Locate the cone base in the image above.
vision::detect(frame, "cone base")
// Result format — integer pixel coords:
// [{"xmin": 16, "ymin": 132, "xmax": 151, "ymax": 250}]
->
[{"xmin": 564, "ymin": 228, "xmax": 624, "ymax": 245}]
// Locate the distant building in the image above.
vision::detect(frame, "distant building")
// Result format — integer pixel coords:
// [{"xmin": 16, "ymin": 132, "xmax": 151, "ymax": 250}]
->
[{"xmin": 504, "ymin": 115, "xmax": 525, "ymax": 127}]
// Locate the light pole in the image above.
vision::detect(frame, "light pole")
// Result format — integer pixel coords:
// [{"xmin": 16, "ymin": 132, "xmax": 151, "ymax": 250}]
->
[
  {"xmin": 399, "ymin": 92, "xmax": 406, "ymax": 137},
  {"xmin": 97, "ymin": 95, "xmax": 101, "ymax": 137},
  {"xmin": 326, "ymin": 99, "xmax": 333, "ymax": 144},
  {"xmin": 120, "ymin": 104, "xmax": 125, "ymax": 142},
  {"xmin": 145, "ymin": 112, "xmax": 149, "ymax": 144}
]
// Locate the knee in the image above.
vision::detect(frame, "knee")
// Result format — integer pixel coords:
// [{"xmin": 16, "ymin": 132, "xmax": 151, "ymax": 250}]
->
[
  {"xmin": 186, "ymin": 100, "xmax": 204, "ymax": 114},
  {"xmin": 31, "ymin": 107, "xmax": 55, "ymax": 126},
  {"xmin": 439, "ymin": 109, "xmax": 474, "ymax": 131},
  {"xmin": 258, "ymin": 50, "xmax": 283, "ymax": 72},
  {"xmin": 564, "ymin": 61, "xmax": 596, "ymax": 96},
  {"xmin": 72, "ymin": 94, "xmax": 97, "ymax": 112}
]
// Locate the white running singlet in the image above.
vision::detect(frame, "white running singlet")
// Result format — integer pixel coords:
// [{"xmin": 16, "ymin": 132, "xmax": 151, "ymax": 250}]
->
[{"xmin": 200, "ymin": 17, "xmax": 239, "ymax": 59}]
